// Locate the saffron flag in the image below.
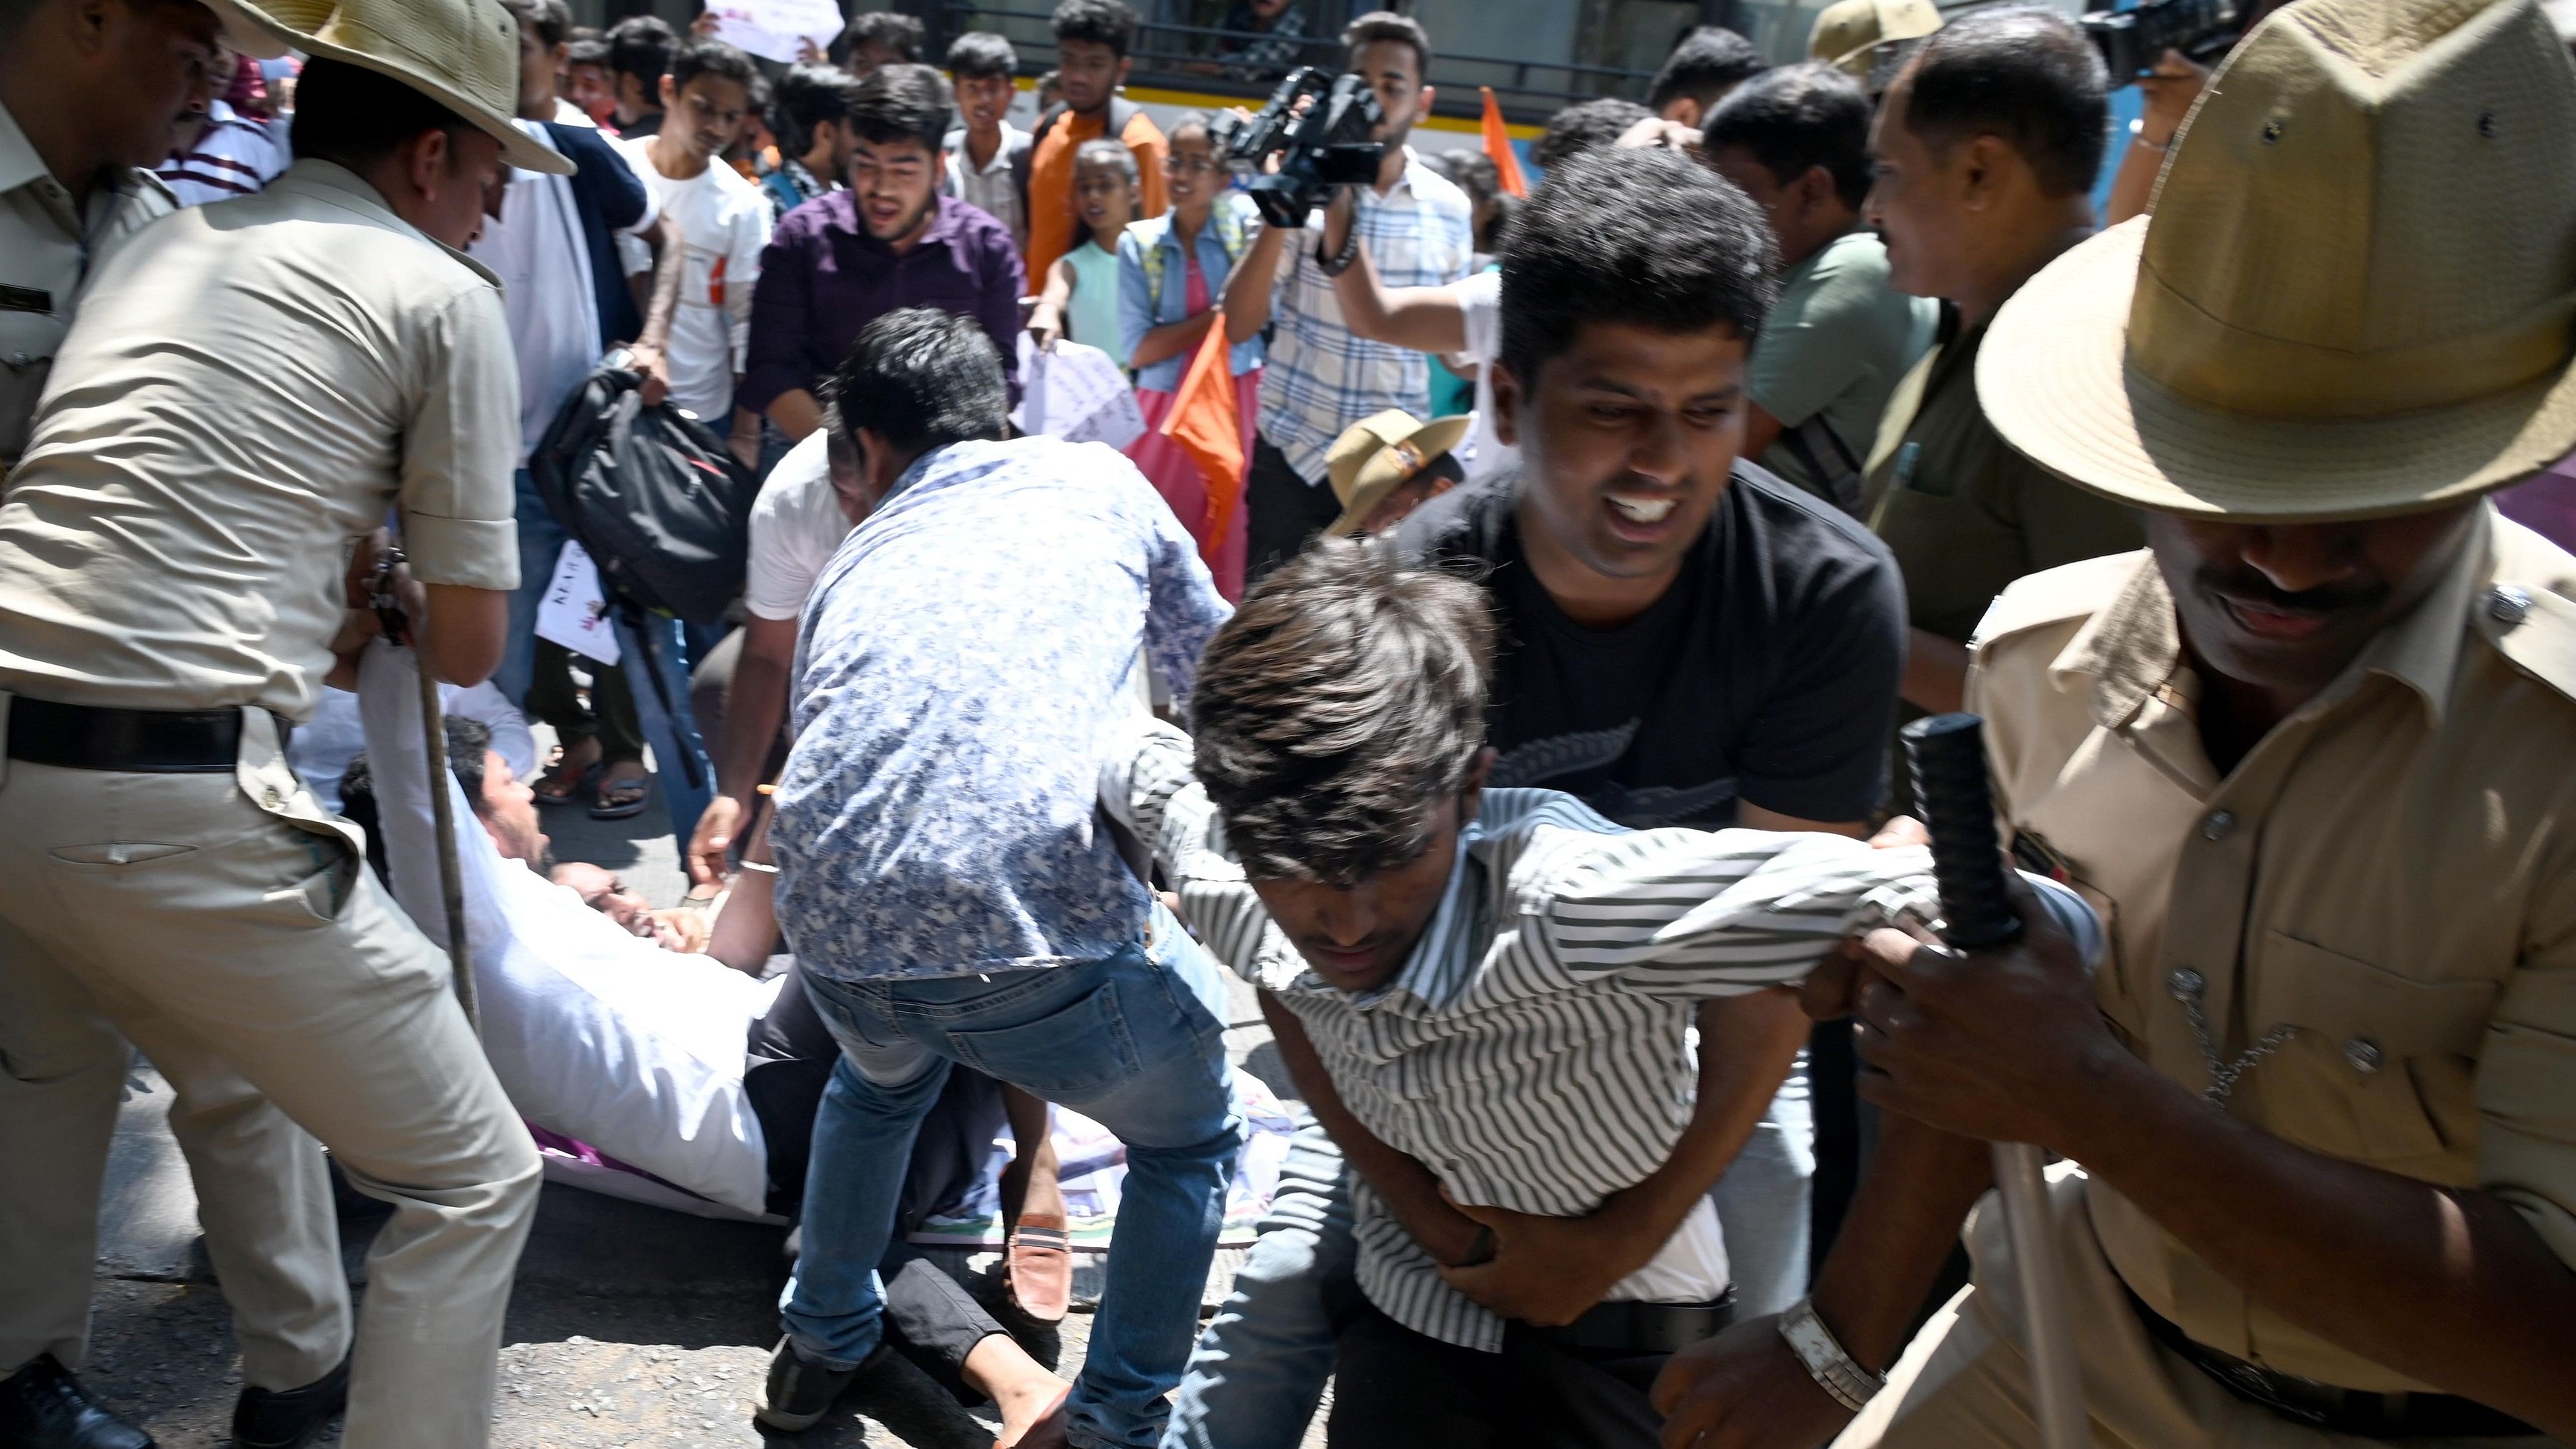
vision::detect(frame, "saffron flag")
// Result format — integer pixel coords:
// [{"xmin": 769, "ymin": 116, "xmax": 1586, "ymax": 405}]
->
[
  {"xmin": 1161, "ymin": 311, "xmax": 1245, "ymax": 559},
  {"xmin": 1480, "ymin": 87, "xmax": 1528, "ymax": 198}
]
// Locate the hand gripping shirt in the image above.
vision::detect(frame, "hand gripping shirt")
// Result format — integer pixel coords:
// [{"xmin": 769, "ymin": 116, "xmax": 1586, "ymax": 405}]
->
[{"xmin": 774, "ymin": 436, "xmax": 1231, "ymax": 983}]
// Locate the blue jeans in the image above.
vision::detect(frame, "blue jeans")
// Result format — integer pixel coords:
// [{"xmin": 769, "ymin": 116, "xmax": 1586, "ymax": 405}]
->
[
  {"xmin": 496, "ymin": 468, "xmax": 715, "ymax": 851},
  {"xmin": 1160, "ymin": 1061, "xmax": 1815, "ymax": 1449},
  {"xmin": 787, "ymin": 909, "xmax": 1242, "ymax": 1449}
]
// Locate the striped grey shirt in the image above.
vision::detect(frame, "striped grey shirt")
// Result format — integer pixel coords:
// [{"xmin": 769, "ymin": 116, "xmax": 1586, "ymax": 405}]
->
[{"xmin": 1101, "ymin": 718, "xmax": 1965, "ymax": 1351}]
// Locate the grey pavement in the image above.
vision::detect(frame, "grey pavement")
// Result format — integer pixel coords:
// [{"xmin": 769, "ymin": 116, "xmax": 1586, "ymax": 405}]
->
[{"xmin": 81, "ymin": 756, "xmax": 1322, "ymax": 1448}]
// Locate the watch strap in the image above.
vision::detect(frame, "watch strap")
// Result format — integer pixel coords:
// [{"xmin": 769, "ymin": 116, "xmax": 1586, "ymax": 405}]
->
[{"xmin": 1779, "ymin": 1296, "xmax": 1884, "ymax": 1413}]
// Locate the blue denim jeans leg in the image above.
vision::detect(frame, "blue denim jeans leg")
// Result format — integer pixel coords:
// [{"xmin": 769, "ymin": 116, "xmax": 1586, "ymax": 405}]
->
[
  {"xmin": 1161, "ymin": 1108, "xmax": 1353, "ymax": 1449},
  {"xmin": 1709, "ymin": 1054, "xmax": 1815, "ymax": 1318},
  {"xmin": 786, "ymin": 908, "xmax": 1241, "ymax": 1449},
  {"xmin": 496, "ymin": 467, "xmax": 564, "ymax": 708}
]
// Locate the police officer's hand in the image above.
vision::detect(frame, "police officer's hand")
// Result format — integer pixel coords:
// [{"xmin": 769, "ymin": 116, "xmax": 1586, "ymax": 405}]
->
[
  {"xmin": 1850, "ymin": 873, "xmax": 2118, "ymax": 1151},
  {"xmin": 1650, "ymin": 1315, "xmax": 1854, "ymax": 1449}
]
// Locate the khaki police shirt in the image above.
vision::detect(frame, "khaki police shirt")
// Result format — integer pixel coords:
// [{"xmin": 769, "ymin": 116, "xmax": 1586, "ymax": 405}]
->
[
  {"xmin": 0, "ymin": 159, "xmax": 520, "ymax": 723},
  {"xmin": 1865, "ymin": 308, "xmax": 2146, "ymax": 642},
  {"xmin": 1965, "ymin": 510, "xmax": 2576, "ymax": 1392},
  {"xmin": 0, "ymin": 101, "xmax": 174, "ymax": 470}
]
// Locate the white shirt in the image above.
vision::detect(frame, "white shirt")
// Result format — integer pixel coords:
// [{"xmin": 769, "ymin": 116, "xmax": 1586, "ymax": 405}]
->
[
  {"xmin": 612, "ymin": 136, "xmax": 771, "ymax": 423},
  {"xmin": 154, "ymin": 99, "xmax": 292, "ymax": 207},
  {"xmin": 471, "ymin": 121, "xmax": 658, "ymax": 459},
  {"xmin": 1451, "ymin": 268, "xmax": 1515, "ymax": 482},
  {"xmin": 746, "ymin": 430, "xmax": 856, "ymax": 621},
  {"xmin": 358, "ymin": 644, "xmax": 777, "ymax": 1215}
]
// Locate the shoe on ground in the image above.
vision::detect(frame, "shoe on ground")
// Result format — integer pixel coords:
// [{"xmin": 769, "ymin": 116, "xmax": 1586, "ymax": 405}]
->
[
  {"xmin": 754, "ymin": 1338, "xmax": 884, "ymax": 1433},
  {"xmin": 231, "ymin": 1354, "xmax": 348, "ymax": 1449},
  {"xmin": 0, "ymin": 1354, "xmax": 153, "ymax": 1449}
]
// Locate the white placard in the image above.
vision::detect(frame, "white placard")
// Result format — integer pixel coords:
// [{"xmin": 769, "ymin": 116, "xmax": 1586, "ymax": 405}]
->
[
  {"xmin": 534, "ymin": 541, "xmax": 621, "ymax": 668},
  {"xmin": 1021, "ymin": 341, "xmax": 1147, "ymax": 450},
  {"xmin": 700, "ymin": 0, "xmax": 841, "ymax": 64}
]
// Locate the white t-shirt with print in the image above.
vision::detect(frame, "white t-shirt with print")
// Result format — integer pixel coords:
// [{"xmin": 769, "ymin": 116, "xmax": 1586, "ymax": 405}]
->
[
  {"xmin": 613, "ymin": 136, "xmax": 772, "ymax": 424},
  {"xmin": 746, "ymin": 429, "xmax": 856, "ymax": 621}
]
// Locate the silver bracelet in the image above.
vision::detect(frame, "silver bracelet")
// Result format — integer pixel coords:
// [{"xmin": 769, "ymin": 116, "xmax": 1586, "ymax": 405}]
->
[
  {"xmin": 2128, "ymin": 117, "xmax": 2174, "ymax": 152},
  {"xmin": 735, "ymin": 860, "xmax": 779, "ymax": 876},
  {"xmin": 1778, "ymin": 1296, "xmax": 1884, "ymax": 1414}
]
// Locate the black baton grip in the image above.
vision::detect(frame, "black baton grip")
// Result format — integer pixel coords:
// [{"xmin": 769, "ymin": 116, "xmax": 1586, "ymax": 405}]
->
[{"xmin": 1900, "ymin": 713, "xmax": 2023, "ymax": 951}]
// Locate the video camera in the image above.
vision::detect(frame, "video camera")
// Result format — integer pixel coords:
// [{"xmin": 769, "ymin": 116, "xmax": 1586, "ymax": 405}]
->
[
  {"xmin": 1209, "ymin": 66, "xmax": 1386, "ymax": 229},
  {"xmin": 2081, "ymin": 0, "xmax": 2242, "ymax": 81}
]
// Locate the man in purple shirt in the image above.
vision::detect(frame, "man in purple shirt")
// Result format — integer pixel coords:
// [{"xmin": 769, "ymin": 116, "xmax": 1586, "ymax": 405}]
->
[{"xmin": 743, "ymin": 63, "xmax": 1024, "ymax": 439}]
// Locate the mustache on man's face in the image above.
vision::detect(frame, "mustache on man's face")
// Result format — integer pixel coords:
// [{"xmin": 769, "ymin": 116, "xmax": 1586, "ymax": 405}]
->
[{"xmin": 2193, "ymin": 564, "xmax": 2389, "ymax": 621}]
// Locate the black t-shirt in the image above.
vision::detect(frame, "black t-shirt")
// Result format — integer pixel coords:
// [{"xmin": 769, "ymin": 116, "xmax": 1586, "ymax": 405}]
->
[{"xmin": 1395, "ymin": 463, "xmax": 1905, "ymax": 829}]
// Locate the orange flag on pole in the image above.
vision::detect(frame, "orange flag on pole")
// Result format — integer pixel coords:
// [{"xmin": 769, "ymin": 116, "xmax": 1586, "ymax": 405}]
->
[
  {"xmin": 1160, "ymin": 309, "xmax": 1245, "ymax": 559},
  {"xmin": 1480, "ymin": 87, "xmax": 1528, "ymax": 198}
]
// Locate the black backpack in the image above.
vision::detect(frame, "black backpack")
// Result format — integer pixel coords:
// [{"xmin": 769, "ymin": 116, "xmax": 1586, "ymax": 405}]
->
[{"xmin": 530, "ymin": 365, "xmax": 756, "ymax": 628}]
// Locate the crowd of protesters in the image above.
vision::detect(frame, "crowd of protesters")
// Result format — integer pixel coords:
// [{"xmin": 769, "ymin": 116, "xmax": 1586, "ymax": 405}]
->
[{"xmin": 5, "ymin": 1, "xmax": 2576, "ymax": 1448}]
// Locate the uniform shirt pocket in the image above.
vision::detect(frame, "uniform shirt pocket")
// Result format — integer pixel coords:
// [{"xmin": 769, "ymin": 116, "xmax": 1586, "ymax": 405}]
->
[
  {"xmin": 0, "ymin": 308, "xmax": 67, "ymax": 463},
  {"xmin": 2250, "ymin": 931, "xmax": 2499, "ymax": 1171}
]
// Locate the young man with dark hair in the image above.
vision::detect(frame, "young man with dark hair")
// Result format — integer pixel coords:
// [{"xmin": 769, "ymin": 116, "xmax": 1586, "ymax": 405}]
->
[
  {"xmin": 1113, "ymin": 540, "xmax": 2083, "ymax": 1447},
  {"xmin": 563, "ymin": 31, "xmax": 616, "ymax": 126},
  {"xmin": 1025, "ymin": 0, "xmax": 1166, "ymax": 282},
  {"xmin": 1703, "ymin": 63, "xmax": 1934, "ymax": 513},
  {"xmin": 943, "ymin": 30, "xmax": 1031, "ymax": 256},
  {"xmin": 1860, "ymin": 4, "xmax": 2141, "ymax": 718},
  {"xmin": 740, "ymin": 64, "xmax": 1023, "ymax": 446},
  {"xmin": 1529, "ymin": 95, "xmax": 1651, "ymax": 171},
  {"xmin": 613, "ymin": 36, "xmax": 769, "ymax": 440},
  {"xmin": 833, "ymin": 9, "xmax": 923, "ymax": 76},
  {"xmin": 1167, "ymin": 145, "xmax": 1907, "ymax": 1449},
  {"xmin": 760, "ymin": 63, "xmax": 864, "ymax": 219},
  {"xmin": 603, "ymin": 13, "xmax": 674, "ymax": 136},
  {"xmin": 1648, "ymin": 24, "xmax": 1768, "ymax": 129},
  {"xmin": 0, "ymin": 1, "xmax": 566, "ymax": 1442},
  {"xmin": 1657, "ymin": 4, "xmax": 2576, "ymax": 1445},
  {"xmin": 1222, "ymin": 8, "xmax": 1475, "ymax": 581},
  {"xmin": 755, "ymin": 309, "xmax": 1238, "ymax": 1449}
]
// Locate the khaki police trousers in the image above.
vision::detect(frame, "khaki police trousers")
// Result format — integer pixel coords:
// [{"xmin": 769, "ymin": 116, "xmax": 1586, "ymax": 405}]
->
[
  {"xmin": 0, "ymin": 705, "xmax": 541, "ymax": 1449},
  {"xmin": 1834, "ymin": 1171, "xmax": 2562, "ymax": 1449}
]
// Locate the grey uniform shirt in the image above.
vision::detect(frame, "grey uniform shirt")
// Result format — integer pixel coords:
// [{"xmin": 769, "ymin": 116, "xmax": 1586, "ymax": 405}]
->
[
  {"xmin": 0, "ymin": 159, "xmax": 521, "ymax": 721},
  {"xmin": 0, "ymin": 101, "xmax": 174, "ymax": 469}
]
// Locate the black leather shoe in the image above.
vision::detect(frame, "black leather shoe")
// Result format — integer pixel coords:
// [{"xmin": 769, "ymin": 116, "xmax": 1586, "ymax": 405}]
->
[
  {"xmin": 0, "ymin": 1355, "xmax": 152, "ymax": 1449},
  {"xmin": 229, "ymin": 1355, "xmax": 347, "ymax": 1449},
  {"xmin": 753, "ymin": 1338, "xmax": 886, "ymax": 1433}
]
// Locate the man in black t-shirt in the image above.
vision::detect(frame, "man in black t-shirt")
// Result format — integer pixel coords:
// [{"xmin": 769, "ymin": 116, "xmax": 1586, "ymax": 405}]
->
[{"xmin": 1165, "ymin": 148, "xmax": 1905, "ymax": 1449}]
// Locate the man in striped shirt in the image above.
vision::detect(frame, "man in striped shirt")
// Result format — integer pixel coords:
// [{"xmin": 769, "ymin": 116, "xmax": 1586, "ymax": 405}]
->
[{"xmin": 1105, "ymin": 542, "xmax": 2093, "ymax": 1445}]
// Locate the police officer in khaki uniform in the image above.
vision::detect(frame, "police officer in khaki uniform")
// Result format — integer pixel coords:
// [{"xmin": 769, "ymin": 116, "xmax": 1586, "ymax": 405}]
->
[
  {"xmin": 0, "ymin": 1, "xmax": 576, "ymax": 1446},
  {"xmin": 1651, "ymin": 0, "xmax": 2576, "ymax": 1445}
]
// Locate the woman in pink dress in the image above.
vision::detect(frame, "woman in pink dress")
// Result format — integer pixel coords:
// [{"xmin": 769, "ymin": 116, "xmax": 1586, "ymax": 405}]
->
[{"xmin": 1116, "ymin": 112, "xmax": 1262, "ymax": 598}]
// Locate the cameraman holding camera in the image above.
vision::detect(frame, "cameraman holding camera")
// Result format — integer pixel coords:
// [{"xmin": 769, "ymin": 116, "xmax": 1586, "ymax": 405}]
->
[
  {"xmin": 2100, "ymin": 0, "xmax": 2288, "ymax": 224},
  {"xmin": 1218, "ymin": 11, "xmax": 1475, "ymax": 583}
]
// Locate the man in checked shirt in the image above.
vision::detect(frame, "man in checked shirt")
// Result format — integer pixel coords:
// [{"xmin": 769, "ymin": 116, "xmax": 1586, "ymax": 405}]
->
[{"xmin": 1100, "ymin": 541, "xmax": 2095, "ymax": 1447}]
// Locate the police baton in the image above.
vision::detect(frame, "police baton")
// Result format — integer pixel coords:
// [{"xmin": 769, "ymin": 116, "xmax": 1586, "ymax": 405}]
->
[
  {"xmin": 1900, "ymin": 713, "xmax": 2085, "ymax": 1449},
  {"xmin": 372, "ymin": 541, "xmax": 478, "ymax": 1035}
]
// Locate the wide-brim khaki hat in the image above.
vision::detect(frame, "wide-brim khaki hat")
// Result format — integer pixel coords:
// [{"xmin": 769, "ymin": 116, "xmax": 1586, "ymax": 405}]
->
[
  {"xmin": 1326, "ymin": 410, "xmax": 1473, "ymax": 536},
  {"xmin": 1980, "ymin": 0, "xmax": 2576, "ymax": 521},
  {"xmin": 232, "ymin": 0, "xmax": 573, "ymax": 175},
  {"xmin": 1810, "ymin": 0, "xmax": 1941, "ymax": 82}
]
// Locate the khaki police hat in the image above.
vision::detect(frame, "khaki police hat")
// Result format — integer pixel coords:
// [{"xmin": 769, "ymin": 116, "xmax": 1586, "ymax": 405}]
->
[
  {"xmin": 1979, "ymin": 0, "xmax": 2576, "ymax": 521},
  {"xmin": 230, "ymin": 0, "xmax": 575, "ymax": 176},
  {"xmin": 1325, "ymin": 409, "xmax": 1473, "ymax": 536},
  {"xmin": 1808, "ymin": 0, "xmax": 1942, "ymax": 82}
]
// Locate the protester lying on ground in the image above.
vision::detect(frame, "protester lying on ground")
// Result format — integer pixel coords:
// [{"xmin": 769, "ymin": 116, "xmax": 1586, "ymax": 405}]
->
[
  {"xmin": 1108, "ymin": 540, "xmax": 2095, "ymax": 1447},
  {"xmin": 1026, "ymin": 139, "xmax": 1140, "ymax": 363},
  {"xmin": 341, "ymin": 641, "xmax": 1081, "ymax": 1447}
]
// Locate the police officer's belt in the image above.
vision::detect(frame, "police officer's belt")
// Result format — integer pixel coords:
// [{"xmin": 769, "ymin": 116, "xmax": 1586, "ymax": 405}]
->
[
  {"xmin": 2129, "ymin": 1289, "xmax": 2537, "ymax": 1438},
  {"xmin": 1526, "ymin": 1290, "xmax": 1735, "ymax": 1355},
  {"xmin": 4, "ymin": 697, "xmax": 285, "ymax": 773}
]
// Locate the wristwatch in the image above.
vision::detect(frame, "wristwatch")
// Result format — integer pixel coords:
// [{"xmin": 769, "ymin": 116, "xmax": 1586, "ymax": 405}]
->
[{"xmin": 1779, "ymin": 1296, "xmax": 1884, "ymax": 1413}]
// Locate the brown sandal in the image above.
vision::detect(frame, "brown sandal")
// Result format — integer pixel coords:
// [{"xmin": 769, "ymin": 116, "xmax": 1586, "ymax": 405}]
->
[{"xmin": 1005, "ymin": 1214, "xmax": 1072, "ymax": 1323}]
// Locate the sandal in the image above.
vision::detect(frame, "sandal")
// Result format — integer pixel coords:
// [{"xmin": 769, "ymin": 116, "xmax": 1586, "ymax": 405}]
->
[
  {"xmin": 590, "ymin": 771, "xmax": 651, "ymax": 821},
  {"xmin": 1005, "ymin": 1213, "xmax": 1072, "ymax": 1323},
  {"xmin": 533, "ymin": 746, "xmax": 600, "ymax": 807}
]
